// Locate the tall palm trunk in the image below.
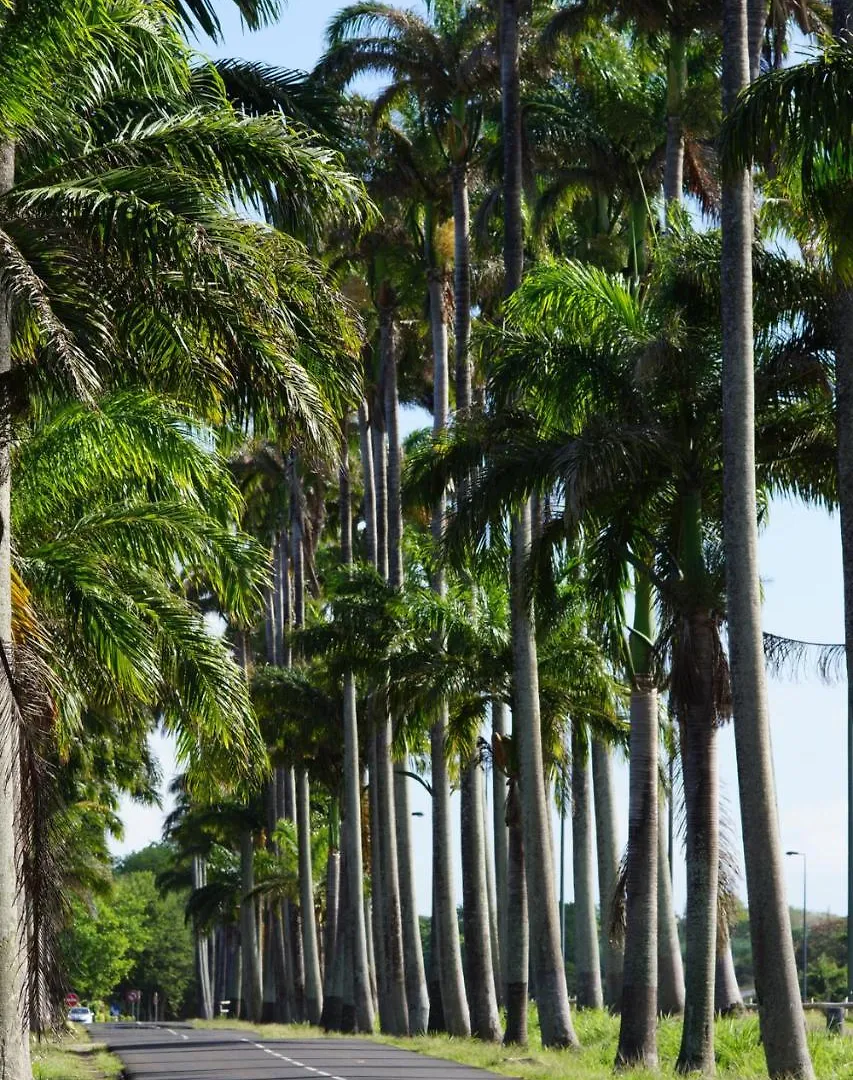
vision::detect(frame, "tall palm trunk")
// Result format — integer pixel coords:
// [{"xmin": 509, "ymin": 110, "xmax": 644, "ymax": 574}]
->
[
  {"xmin": 367, "ymin": 733, "xmax": 388, "ymax": 1021},
  {"xmin": 292, "ymin": 470, "xmax": 323, "ymax": 1026},
  {"xmin": 452, "ymin": 154, "xmax": 500, "ymax": 1041},
  {"xmin": 427, "ymin": 877, "xmax": 445, "ymax": 1032},
  {"xmin": 591, "ymin": 739, "xmax": 623, "ymax": 1010},
  {"xmin": 373, "ymin": 709, "xmax": 408, "ymax": 1034},
  {"xmin": 571, "ymin": 727, "xmax": 603, "ymax": 1010},
  {"xmin": 339, "ymin": 436, "xmax": 375, "ymax": 1033},
  {"xmin": 720, "ymin": 1, "xmax": 813, "ymax": 1075},
  {"xmin": 836, "ymin": 287, "xmax": 853, "ymax": 1004},
  {"xmin": 385, "ymin": 319, "xmax": 429, "ymax": 1033},
  {"xmin": 664, "ymin": 32, "xmax": 687, "ymax": 210},
  {"xmin": 616, "ymin": 576, "xmax": 659, "ymax": 1066},
  {"xmin": 658, "ymin": 804, "xmax": 686, "ymax": 1015},
  {"xmin": 395, "ymin": 771, "xmax": 429, "ymax": 1032},
  {"xmin": 831, "ymin": 0, "xmax": 853, "ymax": 1004},
  {"xmin": 192, "ymin": 855, "xmax": 215, "ymax": 1019},
  {"xmin": 297, "ymin": 769, "xmax": 323, "ymax": 1025},
  {"xmin": 510, "ymin": 505, "xmax": 577, "ymax": 1048},
  {"xmin": 358, "ymin": 401, "xmax": 377, "ymax": 568},
  {"xmin": 283, "ymin": 766, "xmax": 305, "ymax": 1020},
  {"xmin": 715, "ymin": 929, "xmax": 744, "ymax": 1015},
  {"xmin": 616, "ymin": 684, "xmax": 659, "ymax": 1067},
  {"xmin": 483, "ymin": 778, "xmax": 502, "ymax": 1007},
  {"xmin": 429, "ymin": 252, "xmax": 470, "ymax": 1038},
  {"xmin": 451, "ymin": 163, "xmax": 472, "ymax": 415},
  {"xmin": 500, "ymin": 0, "xmax": 574, "ymax": 1046},
  {"xmin": 321, "ymin": 808, "xmax": 342, "ymax": 1030},
  {"xmin": 372, "ymin": 404, "xmax": 388, "ymax": 581},
  {"xmin": 492, "ymin": 701, "xmax": 509, "ymax": 1002},
  {"xmin": 239, "ymin": 829, "xmax": 263, "ymax": 1023},
  {"xmin": 504, "ymin": 779, "xmax": 528, "ymax": 1045},
  {"xmin": 500, "ymin": 0, "xmax": 523, "ymax": 289},
  {"xmin": 676, "ymin": 610, "xmax": 720, "ymax": 1071},
  {"xmin": 0, "ymin": 141, "xmax": 31, "ymax": 1080},
  {"xmin": 461, "ymin": 758, "xmax": 502, "ymax": 1040}
]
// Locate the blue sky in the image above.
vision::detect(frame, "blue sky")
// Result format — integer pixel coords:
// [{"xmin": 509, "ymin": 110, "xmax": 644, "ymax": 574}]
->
[{"xmin": 114, "ymin": 1, "xmax": 847, "ymax": 922}]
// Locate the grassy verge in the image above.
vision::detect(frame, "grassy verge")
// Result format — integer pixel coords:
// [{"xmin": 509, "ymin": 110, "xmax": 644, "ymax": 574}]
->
[
  {"xmin": 192, "ymin": 1007, "xmax": 853, "ymax": 1079},
  {"xmin": 31, "ymin": 1028, "xmax": 123, "ymax": 1080}
]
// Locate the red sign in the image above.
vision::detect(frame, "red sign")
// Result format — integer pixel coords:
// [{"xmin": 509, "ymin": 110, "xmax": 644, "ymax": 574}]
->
[
  {"xmin": 65, "ymin": 993, "xmax": 79, "ymax": 1007},
  {"xmin": 126, "ymin": 990, "xmax": 140, "ymax": 1003}
]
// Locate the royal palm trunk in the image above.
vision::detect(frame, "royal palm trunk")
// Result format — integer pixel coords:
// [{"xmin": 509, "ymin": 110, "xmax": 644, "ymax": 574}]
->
[
  {"xmin": 617, "ymin": 574, "xmax": 658, "ymax": 1066},
  {"xmin": 451, "ymin": 163, "xmax": 472, "ymax": 415},
  {"xmin": 511, "ymin": 504, "xmax": 577, "ymax": 1048},
  {"xmin": 616, "ymin": 684, "xmax": 659, "ymax": 1066},
  {"xmin": 676, "ymin": 621, "xmax": 720, "ymax": 1071},
  {"xmin": 429, "ymin": 243, "xmax": 470, "ymax": 1037},
  {"xmin": 372, "ymin": 410, "xmax": 388, "ymax": 581},
  {"xmin": 385, "ymin": 323, "xmax": 429, "ymax": 1033},
  {"xmin": 715, "ymin": 931, "xmax": 744, "ymax": 1015},
  {"xmin": 296, "ymin": 769, "xmax": 323, "ymax": 1025},
  {"xmin": 483, "ymin": 778, "xmax": 502, "ymax": 1007},
  {"xmin": 492, "ymin": 701, "xmax": 509, "ymax": 1002},
  {"xmin": 833, "ymin": 0, "xmax": 853, "ymax": 1007},
  {"xmin": 499, "ymin": 0, "xmax": 574, "ymax": 1045},
  {"xmin": 394, "ymin": 769, "xmax": 429, "ymax": 1032},
  {"xmin": 664, "ymin": 32, "xmax": 687, "ymax": 211},
  {"xmin": 357, "ymin": 401, "xmax": 377, "ymax": 567},
  {"xmin": 461, "ymin": 758, "xmax": 502, "ymax": 1041},
  {"xmin": 658, "ymin": 804, "xmax": 686, "ymax": 1016},
  {"xmin": 591, "ymin": 738, "xmax": 624, "ymax": 1010},
  {"xmin": 503, "ymin": 779, "xmax": 528, "ymax": 1045},
  {"xmin": 340, "ymin": 433, "xmax": 375, "ymax": 1033},
  {"xmin": 571, "ymin": 727, "xmax": 604, "ymax": 1010},
  {"xmin": 321, "ymin": 836, "xmax": 341, "ymax": 1029},
  {"xmin": 721, "ymin": 0, "xmax": 813, "ymax": 1074},
  {"xmin": 239, "ymin": 829, "xmax": 263, "ymax": 1023},
  {"xmin": 192, "ymin": 855, "xmax": 214, "ymax": 1019}
]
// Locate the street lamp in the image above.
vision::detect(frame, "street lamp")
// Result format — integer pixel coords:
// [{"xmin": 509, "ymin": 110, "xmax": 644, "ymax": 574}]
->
[{"xmin": 786, "ymin": 850, "xmax": 807, "ymax": 1002}]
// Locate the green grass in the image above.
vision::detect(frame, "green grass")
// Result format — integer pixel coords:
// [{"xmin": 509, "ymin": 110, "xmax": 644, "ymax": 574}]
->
[
  {"xmin": 31, "ymin": 1028, "xmax": 123, "ymax": 1080},
  {"xmin": 192, "ymin": 1007, "xmax": 853, "ymax": 1079}
]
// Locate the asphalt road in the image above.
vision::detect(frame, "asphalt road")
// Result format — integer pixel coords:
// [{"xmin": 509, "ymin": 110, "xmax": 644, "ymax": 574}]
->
[{"xmin": 92, "ymin": 1023, "xmax": 507, "ymax": 1080}]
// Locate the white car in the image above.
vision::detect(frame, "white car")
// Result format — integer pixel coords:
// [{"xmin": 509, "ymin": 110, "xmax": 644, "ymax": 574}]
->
[{"xmin": 67, "ymin": 1006, "xmax": 93, "ymax": 1025}]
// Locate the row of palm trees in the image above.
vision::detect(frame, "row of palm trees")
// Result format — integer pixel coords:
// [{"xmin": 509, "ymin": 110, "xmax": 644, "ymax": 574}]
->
[
  {"xmin": 5, "ymin": 5, "xmax": 849, "ymax": 1080},
  {"xmin": 149, "ymin": 2, "xmax": 846, "ymax": 1079}
]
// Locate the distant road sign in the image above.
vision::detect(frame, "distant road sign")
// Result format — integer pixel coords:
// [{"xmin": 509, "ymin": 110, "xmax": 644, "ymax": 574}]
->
[
  {"xmin": 126, "ymin": 990, "xmax": 141, "ymax": 1003},
  {"xmin": 65, "ymin": 993, "xmax": 79, "ymax": 1007}
]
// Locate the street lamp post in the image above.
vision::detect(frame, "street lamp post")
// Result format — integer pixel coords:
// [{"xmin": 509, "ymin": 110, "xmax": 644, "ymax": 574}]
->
[{"xmin": 786, "ymin": 850, "xmax": 807, "ymax": 1002}]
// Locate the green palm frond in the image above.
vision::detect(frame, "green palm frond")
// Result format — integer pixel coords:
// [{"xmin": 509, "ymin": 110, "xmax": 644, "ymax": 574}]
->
[{"xmin": 168, "ymin": 0, "xmax": 282, "ymax": 41}]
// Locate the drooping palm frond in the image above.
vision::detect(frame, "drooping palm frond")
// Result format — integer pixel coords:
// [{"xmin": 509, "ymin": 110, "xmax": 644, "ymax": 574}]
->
[
  {"xmin": 762, "ymin": 631, "xmax": 846, "ymax": 684},
  {"xmin": 211, "ymin": 60, "xmax": 346, "ymax": 140}
]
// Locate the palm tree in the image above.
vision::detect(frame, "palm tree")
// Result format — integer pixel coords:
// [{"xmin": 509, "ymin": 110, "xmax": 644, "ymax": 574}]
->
[
  {"xmin": 317, "ymin": 0, "xmax": 497, "ymax": 421},
  {"xmin": 719, "ymin": 29, "xmax": 853, "ymax": 1005},
  {"xmin": 719, "ymin": 0, "xmax": 816, "ymax": 1072},
  {"xmin": 338, "ymin": 430, "xmax": 375, "ymax": 1033},
  {"xmin": 495, "ymin": 0, "xmax": 577, "ymax": 1050},
  {"xmin": 544, "ymin": 0, "xmax": 719, "ymax": 213}
]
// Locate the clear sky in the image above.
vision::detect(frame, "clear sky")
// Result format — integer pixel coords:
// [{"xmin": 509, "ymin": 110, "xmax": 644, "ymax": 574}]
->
[{"xmin": 112, "ymin": 1, "xmax": 848, "ymax": 924}]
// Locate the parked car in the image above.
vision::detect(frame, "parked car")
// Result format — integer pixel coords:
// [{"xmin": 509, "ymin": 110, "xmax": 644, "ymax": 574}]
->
[{"xmin": 67, "ymin": 1006, "xmax": 93, "ymax": 1025}]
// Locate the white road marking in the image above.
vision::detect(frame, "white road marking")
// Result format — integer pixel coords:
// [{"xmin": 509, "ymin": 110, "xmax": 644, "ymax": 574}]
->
[
  {"xmin": 165, "ymin": 1027, "xmax": 190, "ymax": 1040},
  {"xmin": 239, "ymin": 1037, "xmax": 347, "ymax": 1080}
]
